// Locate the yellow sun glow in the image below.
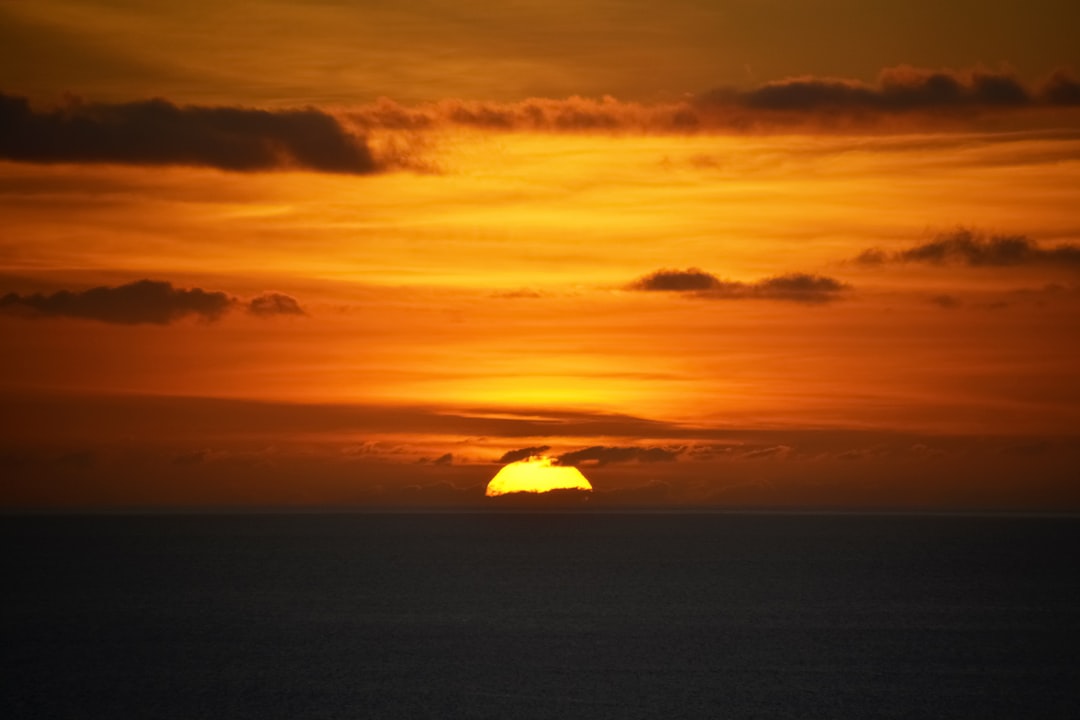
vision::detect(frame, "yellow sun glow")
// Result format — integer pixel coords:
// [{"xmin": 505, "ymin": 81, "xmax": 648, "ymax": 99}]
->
[{"xmin": 485, "ymin": 456, "xmax": 593, "ymax": 496}]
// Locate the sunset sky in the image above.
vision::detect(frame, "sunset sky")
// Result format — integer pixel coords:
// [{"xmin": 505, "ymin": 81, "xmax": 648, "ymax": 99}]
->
[{"xmin": 3, "ymin": 0, "xmax": 1079, "ymax": 508}]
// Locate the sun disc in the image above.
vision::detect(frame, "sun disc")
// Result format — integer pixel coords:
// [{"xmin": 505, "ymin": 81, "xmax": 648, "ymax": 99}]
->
[{"xmin": 485, "ymin": 456, "xmax": 593, "ymax": 496}]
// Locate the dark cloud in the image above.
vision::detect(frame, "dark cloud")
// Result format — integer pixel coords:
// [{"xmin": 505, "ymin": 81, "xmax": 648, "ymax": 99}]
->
[
  {"xmin": 341, "ymin": 67, "xmax": 1080, "ymax": 137},
  {"xmin": 0, "ymin": 279, "xmax": 232, "ymax": 324},
  {"xmin": 853, "ymin": 248, "xmax": 888, "ymax": 265},
  {"xmin": 630, "ymin": 268, "xmax": 720, "ymax": 292},
  {"xmin": 1042, "ymin": 70, "xmax": 1080, "ymax": 106},
  {"xmin": 498, "ymin": 445, "xmax": 551, "ymax": 464},
  {"xmin": 729, "ymin": 67, "xmax": 1036, "ymax": 113},
  {"xmin": 556, "ymin": 445, "xmax": 682, "ymax": 467},
  {"xmin": 854, "ymin": 229, "xmax": 1080, "ymax": 269},
  {"xmin": 1, "ymin": 280, "xmax": 313, "ymax": 324},
  {"xmin": 0, "ymin": 92, "xmax": 377, "ymax": 173},
  {"xmin": 628, "ymin": 269, "xmax": 848, "ymax": 303},
  {"xmin": 247, "ymin": 292, "xmax": 306, "ymax": 317},
  {"xmin": 345, "ymin": 96, "xmax": 699, "ymax": 134},
  {"xmin": 749, "ymin": 274, "xmax": 848, "ymax": 302}
]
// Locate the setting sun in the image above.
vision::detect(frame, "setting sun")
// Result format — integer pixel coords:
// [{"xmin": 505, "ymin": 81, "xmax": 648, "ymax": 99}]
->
[{"xmin": 485, "ymin": 456, "xmax": 593, "ymax": 497}]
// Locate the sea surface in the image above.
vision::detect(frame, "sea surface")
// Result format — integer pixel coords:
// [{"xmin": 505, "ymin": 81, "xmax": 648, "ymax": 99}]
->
[{"xmin": 3, "ymin": 512, "xmax": 1079, "ymax": 719}]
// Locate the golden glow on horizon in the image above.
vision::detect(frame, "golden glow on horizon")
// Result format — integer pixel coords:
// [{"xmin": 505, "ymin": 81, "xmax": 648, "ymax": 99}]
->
[{"xmin": 485, "ymin": 456, "xmax": 593, "ymax": 496}]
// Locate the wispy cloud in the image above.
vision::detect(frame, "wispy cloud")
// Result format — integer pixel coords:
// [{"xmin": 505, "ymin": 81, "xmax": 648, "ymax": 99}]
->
[
  {"xmin": 629, "ymin": 269, "xmax": 848, "ymax": 303},
  {"xmin": 0, "ymin": 93, "xmax": 377, "ymax": 173}
]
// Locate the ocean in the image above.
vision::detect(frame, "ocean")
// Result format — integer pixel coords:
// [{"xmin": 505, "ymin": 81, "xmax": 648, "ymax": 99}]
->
[{"xmin": 3, "ymin": 512, "xmax": 1078, "ymax": 718}]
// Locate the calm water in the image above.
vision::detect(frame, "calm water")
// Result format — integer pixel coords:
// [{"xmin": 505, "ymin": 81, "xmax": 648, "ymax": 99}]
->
[{"xmin": 3, "ymin": 512, "xmax": 1079, "ymax": 719}]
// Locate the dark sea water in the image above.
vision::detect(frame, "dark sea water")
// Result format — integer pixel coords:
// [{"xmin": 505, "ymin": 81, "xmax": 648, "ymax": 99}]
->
[{"xmin": 3, "ymin": 512, "xmax": 1079, "ymax": 719}]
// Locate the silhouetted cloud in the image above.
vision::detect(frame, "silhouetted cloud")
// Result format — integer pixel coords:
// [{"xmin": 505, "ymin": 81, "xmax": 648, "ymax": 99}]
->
[
  {"xmin": 247, "ymin": 292, "xmax": 306, "ymax": 316},
  {"xmin": 630, "ymin": 268, "xmax": 720, "ymax": 291},
  {"xmin": 345, "ymin": 95, "xmax": 699, "ymax": 134},
  {"xmin": 733, "ymin": 66, "xmax": 1037, "ymax": 112},
  {"xmin": 1, "ymin": 279, "xmax": 232, "ymax": 324},
  {"xmin": 340, "ymin": 67, "xmax": 1080, "ymax": 137},
  {"xmin": 556, "ymin": 445, "xmax": 682, "ymax": 466},
  {"xmin": 749, "ymin": 274, "xmax": 848, "ymax": 302},
  {"xmin": 854, "ymin": 229, "xmax": 1080, "ymax": 269},
  {"xmin": 0, "ymin": 92, "xmax": 377, "ymax": 173},
  {"xmin": 498, "ymin": 446, "xmax": 551, "ymax": 464},
  {"xmin": 1042, "ymin": 69, "xmax": 1080, "ymax": 106},
  {"xmin": 629, "ymin": 269, "xmax": 848, "ymax": 303},
  {"xmin": 1, "ymin": 280, "xmax": 312, "ymax": 324}
]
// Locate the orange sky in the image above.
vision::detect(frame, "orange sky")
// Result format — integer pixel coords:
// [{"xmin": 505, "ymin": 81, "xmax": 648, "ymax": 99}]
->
[{"xmin": 2, "ymin": 1, "xmax": 1079, "ymax": 508}]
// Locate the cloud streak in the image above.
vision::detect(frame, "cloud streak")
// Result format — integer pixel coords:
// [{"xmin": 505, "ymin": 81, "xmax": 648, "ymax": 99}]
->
[
  {"xmin": 1, "ymin": 280, "xmax": 308, "ymax": 324},
  {"xmin": 556, "ymin": 445, "xmax": 682, "ymax": 466},
  {"xmin": 730, "ymin": 66, "xmax": 1043, "ymax": 113},
  {"xmin": 1, "ymin": 279, "xmax": 231, "ymax": 324},
  {"xmin": 854, "ymin": 229, "xmax": 1080, "ymax": 269},
  {"xmin": 629, "ymin": 269, "xmax": 848, "ymax": 303},
  {"xmin": 342, "ymin": 66, "xmax": 1080, "ymax": 135},
  {"xmin": 0, "ymin": 93, "xmax": 377, "ymax": 173}
]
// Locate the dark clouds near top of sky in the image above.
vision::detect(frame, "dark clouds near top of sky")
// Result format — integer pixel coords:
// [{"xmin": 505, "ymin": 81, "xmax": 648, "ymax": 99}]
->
[
  {"xmin": 724, "ymin": 66, "xmax": 1079, "ymax": 113},
  {"xmin": 855, "ymin": 229, "xmax": 1080, "ymax": 269},
  {"xmin": 629, "ymin": 269, "xmax": 848, "ymax": 303},
  {"xmin": 3, "ymin": 67, "xmax": 1077, "ymax": 175},
  {"xmin": 344, "ymin": 67, "xmax": 1080, "ymax": 135},
  {"xmin": 1, "ymin": 279, "xmax": 306, "ymax": 324},
  {"xmin": 0, "ymin": 92, "xmax": 376, "ymax": 173}
]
